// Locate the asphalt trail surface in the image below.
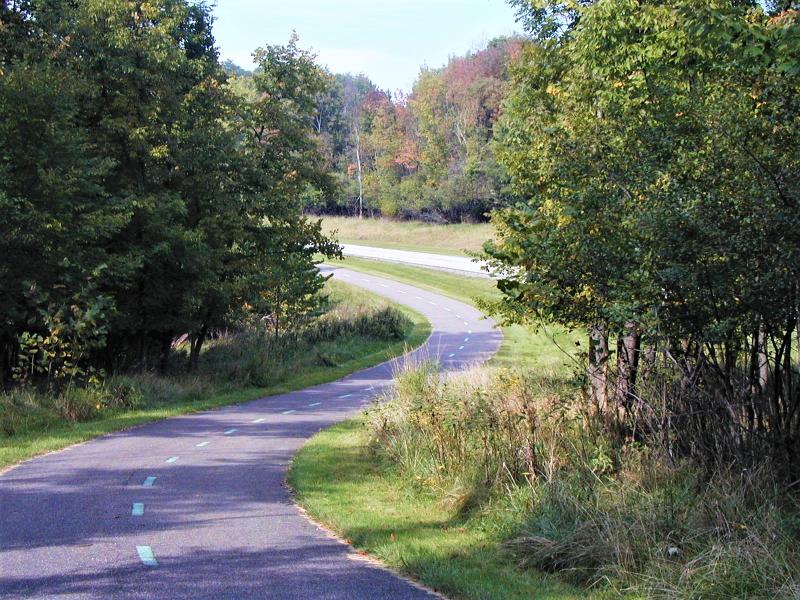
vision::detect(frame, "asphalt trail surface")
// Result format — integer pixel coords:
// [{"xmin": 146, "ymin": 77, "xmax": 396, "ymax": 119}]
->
[{"xmin": 0, "ymin": 266, "xmax": 502, "ymax": 599}]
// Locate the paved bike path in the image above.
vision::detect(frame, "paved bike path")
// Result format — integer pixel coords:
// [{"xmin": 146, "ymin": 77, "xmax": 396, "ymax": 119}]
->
[{"xmin": 0, "ymin": 266, "xmax": 502, "ymax": 599}]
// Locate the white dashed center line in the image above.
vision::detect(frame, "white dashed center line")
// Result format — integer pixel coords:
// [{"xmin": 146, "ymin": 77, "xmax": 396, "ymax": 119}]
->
[
  {"xmin": 448, "ymin": 353, "xmax": 456, "ymax": 358},
  {"xmin": 165, "ymin": 456, "xmax": 179, "ymax": 464},
  {"xmin": 132, "ymin": 503, "xmax": 145, "ymax": 517},
  {"xmin": 282, "ymin": 409, "xmax": 296, "ymax": 415},
  {"xmin": 338, "ymin": 394, "xmax": 352, "ymax": 399},
  {"xmin": 137, "ymin": 545, "xmax": 158, "ymax": 567},
  {"xmin": 223, "ymin": 428, "xmax": 237, "ymax": 435},
  {"xmin": 309, "ymin": 402, "xmax": 322, "ymax": 407},
  {"xmin": 142, "ymin": 476, "xmax": 157, "ymax": 487},
  {"xmin": 196, "ymin": 441, "xmax": 210, "ymax": 448},
  {"xmin": 252, "ymin": 417, "xmax": 266, "ymax": 424},
  {"xmin": 459, "ymin": 346, "xmax": 465, "ymax": 350}
]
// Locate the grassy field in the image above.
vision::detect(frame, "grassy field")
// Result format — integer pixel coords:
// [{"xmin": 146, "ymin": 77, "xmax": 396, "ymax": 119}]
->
[
  {"xmin": 0, "ymin": 280, "xmax": 430, "ymax": 470},
  {"xmin": 321, "ymin": 216, "xmax": 494, "ymax": 257}
]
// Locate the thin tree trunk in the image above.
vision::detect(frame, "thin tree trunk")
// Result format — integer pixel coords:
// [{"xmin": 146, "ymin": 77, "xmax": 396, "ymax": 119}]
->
[
  {"xmin": 354, "ymin": 125, "xmax": 364, "ymax": 219},
  {"xmin": 615, "ymin": 321, "xmax": 641, "ymax": 410},
  {"xmin": 189, "ymin": 324, "xmax": 208, "ymax": 372},
  {"xmin": 589, "ymin": 325, "xmax": 610, "ymax": 420},
  {"xmin": 758, "ymin": 321, "xmax": 770, "ymax": 393}
]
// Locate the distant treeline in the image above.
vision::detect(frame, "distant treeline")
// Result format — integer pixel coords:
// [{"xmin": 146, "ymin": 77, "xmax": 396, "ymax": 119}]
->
[
  {"xmin": 0, "ymin": 1, "xmax": 338, "ymax": 385},
  {"xmin": 226, "ymin": 38, "xmax": 523, "ymax": 223}
]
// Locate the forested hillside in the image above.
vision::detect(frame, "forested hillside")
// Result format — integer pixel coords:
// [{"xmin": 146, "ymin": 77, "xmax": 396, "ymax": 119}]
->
[{"xmin": 226, "ymin": 38, "xmax": 523, "ymax": 222}]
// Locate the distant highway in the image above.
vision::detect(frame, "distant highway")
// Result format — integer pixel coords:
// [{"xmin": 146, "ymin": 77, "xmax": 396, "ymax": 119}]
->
[{"xmin": 340, "ymin": 243, "xmax": 490, "ymax": 277}]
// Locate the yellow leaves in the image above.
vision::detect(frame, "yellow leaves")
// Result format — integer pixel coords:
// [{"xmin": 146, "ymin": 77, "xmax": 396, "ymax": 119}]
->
[
  {"xmin": 613, "ymin": 81, "xmax": 625, "ymax": 88},
  {"xmin": 546, "ymin": 84, "xmax": 560, "ymax": 97},
  {"xmin": 149, "ymin": 144, "xmax": 169, "ymax": 159}
]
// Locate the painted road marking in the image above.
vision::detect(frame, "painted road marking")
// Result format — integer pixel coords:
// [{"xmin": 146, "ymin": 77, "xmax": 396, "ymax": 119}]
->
[
  {"xmin": 338, "ymin": 394, "xmax": 352, "ymax": 399},
  {"xmin": 137, "ymin": 545, "xmax": 158, "ymax": 567},
  {"xmin": 252, "ymin": 417, "xmax": 266, "ymax": 424},
  {"xmin": 132, "ymin": 503, "xmax": 145, "ymax": 517},
  {"xmin": 143, "ymin": 476, "xmax": 157, "ymax": 487},
  {"xmin": 309, "ymin": 402, "xmax": 322, "ymax": 407},
  {"xmin": 459, "ymin": 346, "xmax": 465, "ymax": 350},
  {"xmin": 398, "ymin": 290, "xmax": 408, "ymax": 294},
  {"xmin": 381, "ymin": 284, "xmax": 390, "ymax": 288},
  {"xmin": 443, "ymin": 307, "xmax": 451, "ymax": 312},
  {"xmin": 415, "ymin": 295, "xmax": 423, "ymax": 300},
  {"xmin": 282, "ymin": 409, "xmax": 296, "ymax": 415},
  {"xmin": 165, "ymin": 456, "xmax": 179, "ymax": 464},
  {"xmin": 224, "ymin": 428, "xmax": 238, "ymax": 435},
  {"xmin": 464, "ymin": 337, "xmax": 470, "ymax": 342},
  {"xmin": 428, "ymin": 301, "xmax": 437, "ymax": 306},
  {"xmin": 468, "ymin": 330, "xmax": 473, "ymax": 334},
  {"xmin": 196, "ymin": 441, "xmax": 210, "ymax": 448},
  {"xmin": 448, "ymin": 353, "xmax": 456, "ymax": 358},
  {"xmin": 455, "ymin": 314, "xmax": 462, "ymax": 318},
  {"xmin": 464, "ymin": 321, "xmax": 469, "ymax": 326}
]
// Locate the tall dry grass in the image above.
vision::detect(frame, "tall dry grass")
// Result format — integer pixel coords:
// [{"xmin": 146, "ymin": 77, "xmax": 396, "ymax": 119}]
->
[{"xmin": 368, "ymin": 363, "xmax": 800, "ymax": 598}]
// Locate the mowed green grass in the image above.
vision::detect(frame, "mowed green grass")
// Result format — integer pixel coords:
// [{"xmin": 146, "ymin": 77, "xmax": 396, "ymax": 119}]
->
[
  {"xmin": 321, "ymin": 216, "xmax": 494, "ymax": 257},
  {"xmin": 290, "ymin": 419, "xmax": 587, "ymax": 600},
  {"xmin": 0, "ymin": 281, "xmax": 430, "ymax": 470},
  {"xmin": 290, "ymin": 258, "xmax": 590, "ymax": 599}
]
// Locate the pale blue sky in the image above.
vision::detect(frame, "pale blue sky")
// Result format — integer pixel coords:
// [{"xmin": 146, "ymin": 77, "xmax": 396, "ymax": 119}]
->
[{"xmin": 211, "ymin": 0, "xmax": 519, "ymax": 93}]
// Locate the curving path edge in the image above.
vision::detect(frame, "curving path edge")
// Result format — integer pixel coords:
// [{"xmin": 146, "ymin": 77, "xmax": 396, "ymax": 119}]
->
[{"xmin": 0, "ymin": 266, "xmax": 502, "ymax": 600}]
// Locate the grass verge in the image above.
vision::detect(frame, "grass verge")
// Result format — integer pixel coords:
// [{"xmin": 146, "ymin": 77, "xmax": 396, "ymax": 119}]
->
[
  {"xmin": 289, "ymin": 417, "xmax": 587, "ymax": 600},
  {"xmin": 0, "ymin": 280, "xmax": 430, "ymax": 470}
]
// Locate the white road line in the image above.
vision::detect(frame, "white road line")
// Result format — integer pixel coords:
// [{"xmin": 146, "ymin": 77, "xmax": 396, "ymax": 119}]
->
[
  {"xmin": 196, "ymin": 441, "xmax": 210, "ymax": 448},
  {"xmin": 165, "ymin": 456, "xmax": 178, "ymax": 464},
  {"xmin": 459, "ymin": 346, "xmax": 465, "ymax": 350},
  {"xmin": 443, "ymin": 307, "xmax": 451, "ymax": 312},
  {"xmin": 252, "ymin": 417, "xmax": 266, "ymax": 424},
  {"xmin": 448, "ymin": 353, "xmax": 456, "ymax": 358},
  {"xmin": 137, "ymin": 545, "xmax": 158, "ymax": 567},
  {"xmin": 381, "ymin": 284, "xmax": 390, "ymax": 288},
  {"xmin": 464, "ymin": 337, "xmax": 470, "ymax": 342},
  {"xmin": 464, "ymin": 321, "xmax": 469, "ymax": 326},
  {"xmin": 142, "ymin": 476, "xmax": 157, "ymax": 487},
  {"xmin": 415, "ymin": 295, "xmax": 423, "ymax": 300},
  {"xmin": 398, "ymin": 290, "xmax": 408, "ymax": 294},
  {"xmin": 309, "ymin": 402, "xmax": 322, "ymax": 407},
  {"xmin": 468, "ymin": 330, "xmax": 473, "ymax": 334},
  {"xmin": 132, "ymin": 503, "xmax": 145, "ymax": 517},
  {"xmin": 455, "ymin": 314, "xmax": 462, "ymax": 318},
  {"xmin": 338, "ymin": 394, "xmax": 352, "ymax": 399},
  {"xmin": 282, "ymin": 409, "xmax": 296, "ymax": 415},
  {"xmin": 223, "ymin": 428, "xmax": 237, "ymax": 435}
]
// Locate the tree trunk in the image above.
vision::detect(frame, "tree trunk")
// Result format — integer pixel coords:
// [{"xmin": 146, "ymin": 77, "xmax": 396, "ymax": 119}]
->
[
  {"xmin": 189, "ymin": 324, "xmax": 208, "ymax": 372},
  {"xmin": 758, "ymin": 321, "xmax": 770, "ymax": 393},
  {"xmin": 589, "ymin": 325, "xmax": 610, "ymax": 419},
  {"xmin": 354, "ymin": 125, "xmax": 364, "ymax": 219},
  {"xmin": 615, "ymin": 321, "xmax": 641, "ymax": 410}
]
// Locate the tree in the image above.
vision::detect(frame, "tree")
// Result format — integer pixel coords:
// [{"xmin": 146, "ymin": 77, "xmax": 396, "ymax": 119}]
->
[{"xmin": 487, "ymin": 0, "xmax": 800, "ymax": 468}]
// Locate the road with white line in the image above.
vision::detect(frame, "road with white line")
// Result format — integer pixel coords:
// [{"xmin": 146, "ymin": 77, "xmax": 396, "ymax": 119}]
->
[
  {"xmin": 0, "ymin": 266, "xmax": 501, "ymax": 599},
  {"xmin": 340, "ymin": 243, "xmax": 489, "ymax": 277}
]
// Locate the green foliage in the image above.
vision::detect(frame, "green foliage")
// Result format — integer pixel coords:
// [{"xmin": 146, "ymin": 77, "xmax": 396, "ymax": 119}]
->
[
  {"xmin": 487, "ymin": 0, "xmax": 800, "ymax": 470},
  {"xmin": 0, "ymin": 1, "xmax": 340, "ymax": 382}
]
